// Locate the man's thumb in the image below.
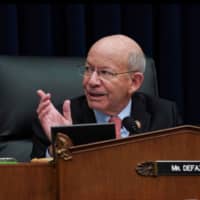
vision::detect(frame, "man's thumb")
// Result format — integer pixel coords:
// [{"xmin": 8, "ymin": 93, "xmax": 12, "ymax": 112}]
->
[{"xmin": 63, "ymin": 100, "xmax": 72, "ymax": 122}]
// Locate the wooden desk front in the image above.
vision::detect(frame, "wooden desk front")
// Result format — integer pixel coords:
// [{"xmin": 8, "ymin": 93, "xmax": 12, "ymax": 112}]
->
[
  {"xmin": 0, "ymin": 125, "xmax": 200, "ymax": 200},
  {"xmin": 0, "ymin": 163, "xmax": 56, "ymax": 200}
]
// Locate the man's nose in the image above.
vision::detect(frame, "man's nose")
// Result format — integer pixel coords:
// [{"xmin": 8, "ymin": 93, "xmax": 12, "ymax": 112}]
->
[{"xmin": 88, "ymin": 71, "xmax": 101, "ymax": 84}]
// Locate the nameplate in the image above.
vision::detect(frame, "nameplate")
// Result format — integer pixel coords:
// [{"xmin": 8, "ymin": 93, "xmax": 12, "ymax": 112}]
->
[{"xmin": 136, "ymin": 160, "xmax": 200, "ymax": 176}]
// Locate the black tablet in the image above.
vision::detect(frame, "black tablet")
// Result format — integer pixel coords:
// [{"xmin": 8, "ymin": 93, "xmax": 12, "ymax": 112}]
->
[{"xmin": 51, "ymin": 122, "xmax": 116, "ymax": 146}]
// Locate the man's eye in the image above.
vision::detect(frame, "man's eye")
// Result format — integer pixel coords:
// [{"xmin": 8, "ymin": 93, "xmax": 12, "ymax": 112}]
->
[
  {"xmin": 85, "ymin": 66, "xmax": 90, "ymax": 71},
  {"xmin": 85, "ymin": 67, "xmax": 93, "ymax": 72},
  {"xmin": 100, "ymin": 70, "xmax": 113, "ymax": 75}
]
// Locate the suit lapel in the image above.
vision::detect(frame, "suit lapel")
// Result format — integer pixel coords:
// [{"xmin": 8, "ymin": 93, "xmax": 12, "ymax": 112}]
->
[
  {"xmin": 130, "ymin": 93, "xmax": 151, "ymax": 134},
  {"xmin": 71, "ymin": 96, "xmax": 97, "ymax": 124},
  {"xmin": 81, "ymin": 98, "xmax": 97, "ymax": 123}
]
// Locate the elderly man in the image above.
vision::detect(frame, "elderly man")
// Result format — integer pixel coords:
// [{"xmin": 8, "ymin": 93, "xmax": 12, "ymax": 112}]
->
[{"xmin": 31, "ymin": 34, "xmax": 182, "ymax": 158}]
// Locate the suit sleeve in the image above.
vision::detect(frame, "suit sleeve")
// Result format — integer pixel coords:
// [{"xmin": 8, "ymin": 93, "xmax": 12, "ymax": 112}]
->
[{"xmin": 31, "ymin": 117, "xmax": 51, "ymax": 158}]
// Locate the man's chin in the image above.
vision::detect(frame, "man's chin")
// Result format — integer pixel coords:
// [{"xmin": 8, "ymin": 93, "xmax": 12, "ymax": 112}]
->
[{"xmin": 87, "ymin": 101, "xmax": 105, "ymax": 110}]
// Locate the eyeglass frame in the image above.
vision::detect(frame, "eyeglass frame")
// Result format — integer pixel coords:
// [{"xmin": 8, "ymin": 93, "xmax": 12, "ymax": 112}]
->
[{"xmin": 79, "ymin": 65, "xmax": 137, "ymax": 81}]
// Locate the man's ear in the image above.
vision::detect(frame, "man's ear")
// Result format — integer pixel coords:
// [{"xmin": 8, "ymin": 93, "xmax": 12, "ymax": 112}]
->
[{"xmin": 129, "ymin": 72, "xmax": 144, "ymax": 93}]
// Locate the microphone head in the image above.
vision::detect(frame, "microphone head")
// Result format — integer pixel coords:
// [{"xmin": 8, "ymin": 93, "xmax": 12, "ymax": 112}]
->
[{"xmin": 122, "ymin": 116, "xmax": 141, "ymax": 134}]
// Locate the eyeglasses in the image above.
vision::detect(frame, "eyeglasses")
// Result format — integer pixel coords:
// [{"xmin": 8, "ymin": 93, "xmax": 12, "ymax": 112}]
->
[{"xmin": 79, "ymin": 66, "xmax": 136, "ymax": 81}]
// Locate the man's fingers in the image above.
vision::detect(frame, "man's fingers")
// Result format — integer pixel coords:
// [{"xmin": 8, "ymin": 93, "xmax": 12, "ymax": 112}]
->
[
  {"xmin": 37, "ymin": 89, "xmax": 46, "ymax": 97},
  {"xmin": 63, "ymin": 100, "xmax": 72, "ymax": 123},
  {"xmin": 37, "ymin": 89, "xmax": 51, "ymax": 101},
  {"xmin": 38, "ymin": 108, "xmax": 49, "ymax": 120},
  {"xmin": 36, "ymin": 89, "xmax": 51, "ymax": 115},
  {"xmin": 37, "ymin": 99, "xmax": 51, "ymax": 113}
]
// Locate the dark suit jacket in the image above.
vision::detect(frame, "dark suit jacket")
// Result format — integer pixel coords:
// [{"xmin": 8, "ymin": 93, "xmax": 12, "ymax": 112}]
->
[{"xmin": 31, "ymin": 92, "xmax": 182, "ymax": 158}]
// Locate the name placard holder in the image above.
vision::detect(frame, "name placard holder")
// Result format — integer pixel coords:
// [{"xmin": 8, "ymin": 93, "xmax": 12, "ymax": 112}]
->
[{"xmin": 136, "ymin": 160, "xmax": 200, "ymax": 176}]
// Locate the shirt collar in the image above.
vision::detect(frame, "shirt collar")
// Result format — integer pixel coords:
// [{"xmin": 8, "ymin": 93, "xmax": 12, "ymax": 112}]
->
[{"xmin": 94, "ymin": 99, "xmax": 132, "ymax": 123}]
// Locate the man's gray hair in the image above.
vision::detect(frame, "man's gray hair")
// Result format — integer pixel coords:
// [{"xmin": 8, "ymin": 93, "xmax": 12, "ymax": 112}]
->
[{"xmin": 128, "ymin": 51, "xmax": 146, "ymax": 73}]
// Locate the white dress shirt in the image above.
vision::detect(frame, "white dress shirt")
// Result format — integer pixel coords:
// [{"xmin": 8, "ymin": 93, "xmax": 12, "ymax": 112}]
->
[{"xmin": 94, "ymin": 99, "xmax": 132, "ymax": 138}]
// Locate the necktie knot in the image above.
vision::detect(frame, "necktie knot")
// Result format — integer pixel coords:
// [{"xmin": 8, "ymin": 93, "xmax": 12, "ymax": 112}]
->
[{"xmin": 109, "ymin": 116, "xmax": 122, "ymax": 139}]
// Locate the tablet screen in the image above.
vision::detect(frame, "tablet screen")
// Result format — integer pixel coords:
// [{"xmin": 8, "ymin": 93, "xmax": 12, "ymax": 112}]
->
[{"xmin": 51, "ymin": 122, "xmax": 115, "ymax": 146}]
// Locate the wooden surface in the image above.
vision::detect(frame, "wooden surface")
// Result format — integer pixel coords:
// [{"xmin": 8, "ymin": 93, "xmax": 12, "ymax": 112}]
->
[
  {"xmin": 0, "ymin": 125, "xmax": 200, "ymax": 200},
  {"xmin": 0, "ymin": 162, "xmax": 56, "ymax": 200},
  {"xmin": 57, "ymin": 125, "xmax": 200, "ymax": 200}
]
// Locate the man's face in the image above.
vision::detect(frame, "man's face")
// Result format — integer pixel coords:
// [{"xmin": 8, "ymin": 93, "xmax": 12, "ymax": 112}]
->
[{"xmin": 82, "ymin": 49, "xmax": 135, "ymax": 116}]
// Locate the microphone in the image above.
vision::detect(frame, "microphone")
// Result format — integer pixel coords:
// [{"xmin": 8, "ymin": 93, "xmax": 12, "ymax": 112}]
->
[{"xmin": 122, "ymin": 116, "xmax": 141, "ymax": 134}]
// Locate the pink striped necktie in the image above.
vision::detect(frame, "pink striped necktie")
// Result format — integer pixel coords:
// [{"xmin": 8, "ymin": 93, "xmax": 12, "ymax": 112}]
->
[{"xmin": 109, "ymin": 116, "xmax": 122, "ymax": 139}]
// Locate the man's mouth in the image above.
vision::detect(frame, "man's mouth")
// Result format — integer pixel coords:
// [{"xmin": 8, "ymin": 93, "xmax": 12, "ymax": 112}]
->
[{"xmin": 88, "ymin": 91, "xmax": 107, "ymax": 97}]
